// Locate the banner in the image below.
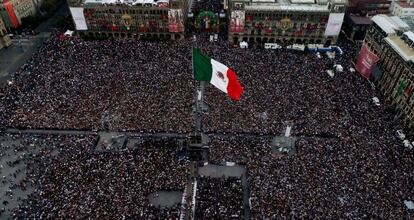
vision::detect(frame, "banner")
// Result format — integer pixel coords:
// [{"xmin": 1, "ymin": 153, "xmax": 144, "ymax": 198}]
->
[
  {"xmin": 4, "ymin": 0, "xmax": 19, "ymax": 28},
  {"xmin": 230, "ymin": 10, "xmax": 245, "ymax": 33},
  {"xmin": 355, "ymin": 44, "xmax": 380, "ymax": 79},
  {"xmin": 69, "ymin": 7, "xmax": 88, "ymax": 30},
  {"xmin": 324, "ymin": 13, "xmax": 344, "ymax": 36},
  {"xmin": 168, "ymin": 9, "xmax": 184, "ymax": 33}
]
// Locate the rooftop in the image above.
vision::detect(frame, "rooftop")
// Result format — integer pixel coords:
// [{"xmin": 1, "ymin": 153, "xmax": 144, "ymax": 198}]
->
[
  {"xmin": 404, "ymin": 31, "xmax": 414, "ymax": 42},
  {"xmin": 290, "ymin": 0, "xmax": 315, "ymax": 4},
  {"xmin": 397, "ymin": 1, "xmax": 414, "ymax": 8},
  {"xmin": 385, "ymin": 35, "xmax": 414, "ymax": 62},
  {"xmin": 84, "ymin": 0, "xmax": 169, "ymax": 6},
  {"xmin": 372, "ymin": 14, "xmax": 410, "ymax": 34},
  {"xmin": 349, "ymin": 15, "xmax": 372, "ymax": 25},
  {"xmin": 401, "ymin": 16, "xmax": 414, "ymax": 30}
]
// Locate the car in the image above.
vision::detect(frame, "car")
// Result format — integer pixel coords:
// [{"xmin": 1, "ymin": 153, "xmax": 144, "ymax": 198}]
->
[{"xmin": 396, "ymin": 130, "xmax": 405, "ymax": 140}]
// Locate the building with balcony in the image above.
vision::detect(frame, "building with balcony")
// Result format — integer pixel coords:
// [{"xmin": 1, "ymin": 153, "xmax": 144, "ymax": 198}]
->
[
  {"xmin": 227, "ymin": 0, "xmax": 347, "ymax": 45},
  {"xmin": 362, "ymin": 14, "xmax": 414, "ymax": 132},
  {"xmin": 68, "ymin": 0, "xmax": 189, "ymax": 40}
]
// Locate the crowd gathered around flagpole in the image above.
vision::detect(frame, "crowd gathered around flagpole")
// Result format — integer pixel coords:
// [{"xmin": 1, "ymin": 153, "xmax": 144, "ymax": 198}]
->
[{"xmin": 0, "ymin": 31, "xmax": 413, "ymax": 218}]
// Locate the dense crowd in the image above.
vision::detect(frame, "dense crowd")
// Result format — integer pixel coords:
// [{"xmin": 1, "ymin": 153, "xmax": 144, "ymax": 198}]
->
[
  {"xmin": 192, "ymin": 0, "xmax": 223, "ymax": 15},
  {"xmin": 0, "ymin": 36, "xmax": 195, "ymax": 132},
  {"xmin": 208, "ymin": 134, "xmax": 414, "ymax": 219},
  {"xmin": 0, "ymin": 33, "xmax": 396, "ymax": 137},
  {"xmin": 0, "ymin": 134, "xmax": 188, "ymax": 218},
  {"xmin": 0, "ymin": 31, "xmax": 413, "ymax": 218},
  {"xmin": 196, "ymin": 176, "xmax": 244, "ymax": 219}
]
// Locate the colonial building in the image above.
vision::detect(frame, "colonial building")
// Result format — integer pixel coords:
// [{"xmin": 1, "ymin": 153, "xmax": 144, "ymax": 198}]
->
[
  {"xmin": 361, "ymin": 14, "xmax": 414, "ymax": 132},
  {"xmin": 0, "ymin": 15, "xmax": 12, "ymax": 49},
  {"xmin": 0, "ymin": 0, "xmax": 37, "ymax": 29},
  {"xmin": 227, "ymin": 0, "xmax": 346, "ymax": 45},
  {"xmin": 68, "ymin": 0, "xmax": 189, "ymax": 40},
  {"xmin": 390, "ymin": 0, "xmax": 414, "ymax": 18}
]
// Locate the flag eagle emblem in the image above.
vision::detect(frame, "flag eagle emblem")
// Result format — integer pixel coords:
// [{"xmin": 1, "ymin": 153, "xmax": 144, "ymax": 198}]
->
[{"xmin": 216, "ymin": 71, "xmax": 226, "ymax": 82}]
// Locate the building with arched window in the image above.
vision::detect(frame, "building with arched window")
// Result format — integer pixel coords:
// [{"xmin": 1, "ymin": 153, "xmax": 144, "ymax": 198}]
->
[
  {"xmin": 227, "ymin": 0, "xmax": 346, "ymax": 45},
  {"xmin": 68, "ymin": 0, "xmax": 189, "ymax": 40}
]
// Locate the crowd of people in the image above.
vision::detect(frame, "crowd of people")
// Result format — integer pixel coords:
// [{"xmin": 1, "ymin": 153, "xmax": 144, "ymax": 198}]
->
[
  {"xmin": 0, "ymin": 30, "xmax": 413, "ymax": 218},
  {"xmin": 0, "ymin": 134, "xmax": 188, "ymax": 219},
  {"xmin": 0, "ymin": 32, "xmax": 394, "ymax": 137},
  {"xmin": 208, "ymin": 133, "xmax": 414, "ymax": 219},
  {"xmin": 191, "ymin": 0, "xmax": 223, "ymax": 15},
  {"xmin": 196, "ymin": 176, "xmax": 244, "ymax": 219},
  {"xmin": 0, "ymin": 36, "xmax": 195, "ymax": 133}
]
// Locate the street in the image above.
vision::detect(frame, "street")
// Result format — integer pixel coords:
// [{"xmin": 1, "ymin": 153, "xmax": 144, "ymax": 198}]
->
[{"xmin": 0, "ymin": 2, "xmax": 69, "ymax": 87}]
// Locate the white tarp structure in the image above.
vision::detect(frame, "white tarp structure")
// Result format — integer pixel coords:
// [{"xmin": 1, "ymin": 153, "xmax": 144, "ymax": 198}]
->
[
  {"xmin": 69, "ymin": 7, "xmax": 88, "ymax": 31},
  {"xmin": 404, "ymin": 200, "xmax": 414, "ymax": 210},
  {"xmin": 326, "ymin": 70, "xmax": 334, "ymax": 78},
  {"xmin": 287, "ymin": 44, "xmax": 305, "ymax": 51},
  {"xmin": 64, "ymin": 30, "xmax": 74, "ymax": 36},
  {"xmin": 334, "ymin": 64, "xmax": 343, "ymax": 72},
  {"xmin": 239, "ymin": 41, "xmax": 248, "ymax": 49},
  {"xmin": 264, "ymin": 43, "xmax": 282, "ymax": 49},
  {"xmin": 324, "ymin": 13, "xmax": 345, "ymax": 36}
]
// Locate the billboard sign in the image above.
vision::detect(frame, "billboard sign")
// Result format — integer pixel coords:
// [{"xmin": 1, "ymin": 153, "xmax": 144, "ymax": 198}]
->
[
  {"xmin": 324, "ymin": 13, "xmax": 344, "ymax": 36},
  {"xmin": 355, "ymin": 44, "xmax": 380, "ymax": 79},
  {"xmin": 69, "ymin": 7, "xmax": 88, "ymax": 30},
  {"xmin": 230, "ymin": 10, "xmax": 245, "ymax": 33},
  {"xmin": 168, "ymin": 9, "xmax": 184, "ymax": 33}
]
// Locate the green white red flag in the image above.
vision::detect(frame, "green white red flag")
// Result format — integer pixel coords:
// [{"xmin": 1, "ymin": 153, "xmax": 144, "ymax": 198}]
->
[{"xmin": 192, "ymin": 47, "xmax": 243, "ymax": 101}]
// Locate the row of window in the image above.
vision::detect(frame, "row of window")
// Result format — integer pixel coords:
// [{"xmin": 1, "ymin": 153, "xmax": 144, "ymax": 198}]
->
[
  {"xmin": 85, "ymin": 8, "xmax": 169, "ymax": 15},
  {"xmin": 244, "ymin": 12, "xmax": 329, "ymax": 22}
]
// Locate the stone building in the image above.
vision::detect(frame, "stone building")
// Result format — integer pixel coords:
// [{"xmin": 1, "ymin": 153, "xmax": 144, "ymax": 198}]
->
[
  {"xmin": 0, "ymin": 0, "xmax": 37, "ymax": 29},
  {"xmin": 362, "ymin": 14, "xmax": 414, "ymax": 132},
  {"xmin": 0, "ymin": 15, "xmax": 12, "ymax": 49},
  {"xmin": 390, "ymin": 0, "xmax": 414, "ymax": 18},
  {"xmin": 68, "ymin": 0, "xmax": 189, "ymax": 40},
  {"xmin": 227, "ymin": 0, "xmax": 346, "ymax": 45}
]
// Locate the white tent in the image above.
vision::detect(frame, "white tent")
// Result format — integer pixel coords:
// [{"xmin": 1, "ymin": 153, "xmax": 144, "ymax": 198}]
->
[{"xmin": 64, "ymin": 30, "xmax": 74, "ymax": 36}]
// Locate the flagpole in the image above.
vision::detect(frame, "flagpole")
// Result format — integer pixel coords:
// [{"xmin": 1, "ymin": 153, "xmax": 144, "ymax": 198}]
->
[{"xmin": 192, "ymin": 46, "xmax": 203, "ymax": 134}]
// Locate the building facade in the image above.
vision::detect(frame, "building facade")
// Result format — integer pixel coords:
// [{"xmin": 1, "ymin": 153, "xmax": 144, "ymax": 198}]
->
[
  {"xmin": 362, "ymin": 14, "xmax": 414, "ymax": 132},
  {"xmin": 0, "ymin": 15, "xmax": 12, "ymax": 49},
  {"xmin": 390, "ymin": 0, "xmax": 414, "ymax": 18},
  {"xmin": 0, "ymin": 0, "xmax": 37, "ymax": 29},
  {"xmin": 68, "ymin": 0, "xmax": 189, "ymax": 40},
  {"xmin": 227, "ymin": 0, "xmax": 346, "ymax": 45}
]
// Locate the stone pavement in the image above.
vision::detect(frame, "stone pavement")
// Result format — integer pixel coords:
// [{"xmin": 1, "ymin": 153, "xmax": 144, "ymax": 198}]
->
[
  {"xmin": 0, "ymin": 32, "xmax": 50, "ymax": 87},
  {"xmin": 148, "ymin": 191, "xmax": 183, "ymax": 208}
]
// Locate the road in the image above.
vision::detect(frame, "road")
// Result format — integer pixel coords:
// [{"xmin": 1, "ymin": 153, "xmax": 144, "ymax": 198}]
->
[{"xmin": 0, "ymin": 2, "xmax": 70, "ymax": 87}]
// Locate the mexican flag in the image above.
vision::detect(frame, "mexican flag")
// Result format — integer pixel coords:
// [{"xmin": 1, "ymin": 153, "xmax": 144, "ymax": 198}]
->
[{"xmin": 192, "ymin": 48, "xmax": 243, "ymax": 101}]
